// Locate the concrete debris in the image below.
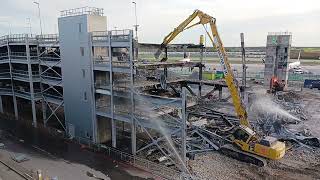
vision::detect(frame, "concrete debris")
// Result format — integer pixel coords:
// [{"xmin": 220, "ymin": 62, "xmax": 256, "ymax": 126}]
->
[
  {"xmin": 191, "ymin": 118, "xmax": 207, "ymax": 127},
  {"xmin": 274, "ymin": 93, "xmax": 308, "ymax": 121},
  {"xmin": 251, "ymin": 91, "xmax": 319, "ymax": 148},
  {"xmin": 11, "ymin": 153, "xmax": 30, "ymax": 163},
  {"xmin": 295, "ymin": 133, "xmax": 320, "ymax": 148}
]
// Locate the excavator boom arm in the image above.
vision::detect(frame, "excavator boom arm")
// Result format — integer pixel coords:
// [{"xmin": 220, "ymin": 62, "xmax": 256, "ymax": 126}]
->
[
  {"xmin": 208, "ymin": 22, "xmax": 249, "ymax": 127},
  {"xmin": 155, "ymin": 10, "xmax": 250, "ymax": 127},
  {"xmin": 154, "ymin": 10, "xmax": 212, "ymax": 59}
]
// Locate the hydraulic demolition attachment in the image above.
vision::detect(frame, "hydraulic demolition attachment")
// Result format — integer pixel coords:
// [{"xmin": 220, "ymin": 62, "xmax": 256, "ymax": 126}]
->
[{"xmin": 155, "ymin": 10, "xmax": 285, "ymax": 165}]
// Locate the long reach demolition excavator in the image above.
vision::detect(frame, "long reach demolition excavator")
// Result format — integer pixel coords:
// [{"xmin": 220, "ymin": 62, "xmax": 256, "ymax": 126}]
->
[{"xmin": 154, "ymin": 10, "xmax": 286, "ymax": 166}]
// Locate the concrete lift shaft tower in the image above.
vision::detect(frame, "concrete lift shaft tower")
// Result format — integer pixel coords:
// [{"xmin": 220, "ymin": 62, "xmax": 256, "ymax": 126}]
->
[{"xmin": 264, "ymin": 32, "xmax": 292, "ymax": 87}]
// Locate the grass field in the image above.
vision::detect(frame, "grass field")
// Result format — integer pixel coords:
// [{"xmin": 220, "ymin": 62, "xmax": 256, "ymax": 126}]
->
[{"xmin": 302, "ymin": 47, "xmax": 320, "ymax": 52}]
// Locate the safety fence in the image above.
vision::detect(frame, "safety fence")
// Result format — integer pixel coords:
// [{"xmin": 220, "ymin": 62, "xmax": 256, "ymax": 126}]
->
[
  {"xmin": 75, "ymin": 137, "xmax": 180, "ymax": 179},
  {"xmin": 244, "ymin": 72, "xmax": 320, "ymax": 82}
]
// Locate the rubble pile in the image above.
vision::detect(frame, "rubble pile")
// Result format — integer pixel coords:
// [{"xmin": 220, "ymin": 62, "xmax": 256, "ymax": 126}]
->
[
  {"xmin": 251, "ymin": 91, "xmax": 320, "ymax": 148},
  {"xmin": 275, "ymin": 91, "xmax": 308, "ymax": 121}
]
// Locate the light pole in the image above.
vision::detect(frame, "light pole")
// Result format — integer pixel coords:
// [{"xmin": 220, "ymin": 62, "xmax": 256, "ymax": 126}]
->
[
  {"xmin": 26, "ymin": 18, "xmax": 32, "ymax": 34},
  {"xmin": 33, "ymin": 1, "xmax": 43, "ymax": 35},
  {"xmin": 132, "ymin": 1, "xmax": 139, "ymax": 41}
]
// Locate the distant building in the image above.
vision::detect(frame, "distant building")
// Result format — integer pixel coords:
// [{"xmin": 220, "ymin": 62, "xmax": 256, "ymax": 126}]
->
[{"xmin": 264, "ymin": 32, "xmax": 292, "ymax": 87}]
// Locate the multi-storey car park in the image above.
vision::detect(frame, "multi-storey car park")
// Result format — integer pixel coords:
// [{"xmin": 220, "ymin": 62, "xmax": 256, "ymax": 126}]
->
[
  {"xmin": 0, "ymin": 32, "xmax": 63, "ymax": 130},
  {"xmin": 0, "ymin": 7, "xmax": 242, "ymax": 178}
]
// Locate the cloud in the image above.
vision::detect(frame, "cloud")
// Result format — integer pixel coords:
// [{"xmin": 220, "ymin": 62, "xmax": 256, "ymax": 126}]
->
[{"xmin": 0, "ymin": 0, "xmax": 319, "ymax": 46}]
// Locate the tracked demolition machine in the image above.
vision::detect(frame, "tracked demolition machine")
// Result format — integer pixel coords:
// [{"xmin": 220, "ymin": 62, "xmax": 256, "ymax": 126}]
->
[{"xmin": 155, "ymin": 10, "xmax": 286, "ymax": 166}]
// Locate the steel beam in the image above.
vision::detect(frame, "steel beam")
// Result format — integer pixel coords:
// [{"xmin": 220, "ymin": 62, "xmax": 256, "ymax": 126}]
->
[
  {"xmin": 199, "ymin": 46, "xmax": 204, "ymax": 97},
  {"xmin": 129, "ymin": 30, "xmax": 136, "ymax": 155},
  {"xmin": 108, "ymin": 32, "xmax": 116, "ymax": 148},
  {"xmin": 181, "ymin": 87, "xmax": 187, "ymax": 168}
]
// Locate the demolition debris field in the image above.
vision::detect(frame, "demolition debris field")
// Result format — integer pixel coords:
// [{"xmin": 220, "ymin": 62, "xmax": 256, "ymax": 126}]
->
[{"xmin": 189, "ymin": 85, "xmax": 320, "ymax": 180}]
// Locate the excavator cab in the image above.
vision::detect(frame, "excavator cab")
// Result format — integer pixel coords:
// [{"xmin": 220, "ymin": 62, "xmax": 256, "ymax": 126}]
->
[
  {"xmin": 231, "ymin": 125, "xmax": 285, "ymax": 160},
  {"xmin": 155, "ymin": 9, "xmax": 286, "ymax": 161},
  {"xmin": 231, "ymin": 125, "xmax": 257, "ymax": 149}
]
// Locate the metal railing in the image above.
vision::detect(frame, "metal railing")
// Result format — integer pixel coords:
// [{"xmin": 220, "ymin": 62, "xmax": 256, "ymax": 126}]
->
[
  {"xmin": 244, "ymin": 72, "xmax": 320, "ymax": 82},
  {"xmin": 12, "ymin": 69, "xmax": 39, "ymax": 76},
  {"xmin": 43, "ymin": 93, "xmax": 63, "ymax": 100},
  {"xmin": 0, "ymin": 86, "xmax": 41, "ymax": 98},
  {"xmin": 10, "ymin": 52, "xmax": 38, "ymax": 61},
  {"xmin": 41, "ymin": 72, "xmax": 62, "ymax": 80},
  {"xmin": 37, "ymin": 34, "xmax": 59, "ymax": 43},
  {"xmin": 93, "ymin": 56, "xmax": 110, "ymax": 64},
  {"xmin": 0, "ymin": 35, "xmax": 9, "ymax": 45},
  {"xmin": 110, "ymin": 30, "xmax": 131, "ymax": 41},
  {"xmin": 60, "ymin": 7, "xmax": 104, "ymax": 17},
  {"xmin": 93, "ymin": 56, "xmax": 131, "ymax": 69},
  {"xmin": 95, "ymin": 104, "xmax": 111, "ymax": 114},
  {"xmin": 74, "ymin": 136, "xmax": 179, "ymax": 179},
  {"xmin": 9, "ymin": 34, "xmax": 37, "ymax": 43},
  {"xmin": 95, "ymin": 80, "xmax": 110, "ymax": 90},
  {"xmin": 92, "ymin": 31, "xmax": 108, "ymax": 42},
  {"xmin": 39, "ymin": 54, "xmax": 60, "ymax": 61},
  {"xmin": 0, "ymin": 87, "xmax": 13, "ymax": 94},
  {"xmin": 268, "ymin": 32, "xmax": 292, "ymax": 35},
  {"xmin": 0, "ymin": 53, "xmax": 8, "ymax": 60},
  {"xmin": 13, "ymin": 88, "xmax": 42, "ymax": 99},
  {"xmin": 92, "ymin": 30, "xmax": 131, "ymax": 42},
  {"xmin": 0, "ymin": 71, "xmax": 10, "ymax": 78}
]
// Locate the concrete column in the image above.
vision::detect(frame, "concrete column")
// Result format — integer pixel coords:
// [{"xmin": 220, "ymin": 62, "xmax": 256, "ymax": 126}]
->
[
  {"xmin": 41, "ymin": 100, "xmax": 47, "ymax": 126},
  {"xmin": 13, "ymin": 96, "xmax": 18, "ymax": 119},
  {"xmin": 87, "ymin": 33, "xmax": 98, "ymax": 143},
  {"xmin": 7, "ymin": 38, "xmax": 19, "ymax": 119},
  {"xmin": 218, "ymin": 87, "xmax": 223, "ymax": 100},
  {"xmin": 108, "ymin": 32, "xmax": 116, "ymax": 148},
  {"xmin": 26, "ymin": 35, "xmax": 37, "ymax": 127},
  {"xmin": 30, "ymin": 101, "xmax": 37, "ymax": 127},
  {"xmin": 0, "ymin": 96, "xmax": 3, "ymax": 113},
  {"xmin": 129, "ymin": 30, "xmax": 136, "ymax": 155},
  {"xmin": 199, "ymin": 47, "xmax": 204, "ymax": 97}
]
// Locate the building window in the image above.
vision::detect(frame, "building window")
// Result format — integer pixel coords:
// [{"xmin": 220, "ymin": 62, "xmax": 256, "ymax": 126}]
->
[
  {"xmin": 84, "ymin": 91, "xmax": 87, "ymax": 101},
  {"xmin": 82, "ymin": 69, "xmax": 85, "ymax": 78},
  {"xmin": 80, "ymin": 47, "xmax": 85, "ymax": 56},
  {"xmin": 78, "ymin": 23, "xmax": 82, "ymax": 32}
]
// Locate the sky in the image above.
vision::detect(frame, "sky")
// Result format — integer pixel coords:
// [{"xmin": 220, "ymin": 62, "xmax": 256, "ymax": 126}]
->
[{"xmin": 0, "ymin": 0, "xmax": 319, "ymax": 47}]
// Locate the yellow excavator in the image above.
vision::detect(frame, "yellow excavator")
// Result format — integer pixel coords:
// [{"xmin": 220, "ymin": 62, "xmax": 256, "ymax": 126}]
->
[{"xmin": 154, "ymin": 10, "xmax": 285, "ymax": 166}]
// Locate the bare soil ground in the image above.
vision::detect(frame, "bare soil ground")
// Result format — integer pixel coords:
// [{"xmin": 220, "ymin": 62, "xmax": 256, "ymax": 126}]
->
[
  {"xmin": 190, "ymin": 147, "xmax": 320, "ymax": 180},
  {"xmin": 189, "ymin": 88, "xmax": 320, "ymax": 180}
]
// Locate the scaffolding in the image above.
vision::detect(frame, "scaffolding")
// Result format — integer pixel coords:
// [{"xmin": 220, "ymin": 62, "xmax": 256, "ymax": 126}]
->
[{"xmin": 60, "ymin": 7, "xmax": 104, "ymax": 17}]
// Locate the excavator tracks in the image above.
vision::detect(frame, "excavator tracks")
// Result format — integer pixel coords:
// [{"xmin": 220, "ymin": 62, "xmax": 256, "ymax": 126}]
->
[{"xmin": 219, "ymin": 144, "xmax": 267, "ymax": 167}]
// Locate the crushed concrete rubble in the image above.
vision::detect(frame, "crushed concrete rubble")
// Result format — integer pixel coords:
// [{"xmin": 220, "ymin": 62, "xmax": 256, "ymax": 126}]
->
[
  {"xmin": 189, "ymin": 89, "xmax": 320, "ymax": 180},
  {"xmin": 250, "ymin": 91, "xmax": 320, "ymax": 148}
]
